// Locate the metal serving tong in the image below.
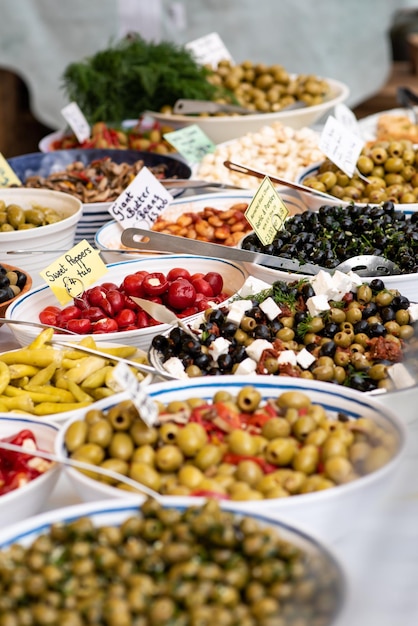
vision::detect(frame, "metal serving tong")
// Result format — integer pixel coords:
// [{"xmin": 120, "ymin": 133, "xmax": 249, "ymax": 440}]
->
[
  {"xmin": 172, "ymin": 99, "xmax": 307, "ymax": 116},
  {"xmin": 120, "ymin": 228, "xmax": 401, "ymax": 277}
]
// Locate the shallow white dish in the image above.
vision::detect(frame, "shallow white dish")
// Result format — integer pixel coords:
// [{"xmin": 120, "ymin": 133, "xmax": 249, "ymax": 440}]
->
[
  {"xmin": 149, "ymin": 77, "xmax": 350, "ymax": 144},
  {"xmin": 55, "ymin": 376, "xmax": 406, "ymax": 543},
  {"xmin": 0, "ymin": 188, "xmax": 82, "ymax": 288},
  {"xmin": 357, "ymin": 107, "xmax": 418, "ymax": 143},
  {"xmin": 95, "ymin": 188, "xmax": 345, "ymax": 260},
  {"xmin": 0, "ymin": 416, "xmax": 61, "ymax": 527},
  {"xmin": 5, "ymin": 255, "xmax": 247, "ymax": 351},
  {"xmin": 0, "ymin": 496, "xmax": 346, "ymax": 625}
]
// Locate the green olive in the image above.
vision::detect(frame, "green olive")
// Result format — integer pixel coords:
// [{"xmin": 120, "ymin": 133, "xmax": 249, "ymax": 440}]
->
[
  {"xmin": 228, "ymin": 429, "xmax": 258, "ymax": 456},
  {"xmin": 64, "ymin": 420, "xmax": 88, "ymax": 452},
  {"xmin": 261, "ymin": 417, "xmax": 291, "ymax": 439},
  {"xmin": 265, "ymin": 438, "xmax": 297, "ymax": 466},
  {"xmin": 292, "ymin": 445, "xmax": 319, "ymax": 475},
  {"xmin": 194, "ymin": 444, "xmax": 224, "ymax": 470},
  {"xmin": 71, "ymin": 442, "xmax": 105, "ymax": 465},
  {"xmin": 176, "ymin": 422, "xmax": 208, "ymax": 456},
  {"xmin": 99, "ymin": 459, "xmax": 129, "ymax": 484},
  {"xmin": 87, "ymin": 419, "xmax": 113, "ymax": 448},
  {"xmin": 276, "ymin": 391, "xmax": 311, "ymax": 410},
  {"xmin": 129, "ymin": 462, "xmax": 162, "ymax": 491},
  {"xmin": 159, "ymin": 422, "xmax": 180, "ymax": 444},
  {"xmin": 237, "ymin": 386, "xmax": 262, "ymax": 412},
  {"xmin": 6, "ymin": 204, "xmax": 25, "ymax": 229},
  {"xmin": 132, "ymin": 444, "xmax": 156, "ymax": 465},
  {"xmin": 178, "ymin": 465, "xmax": 204, "ymax": 489},
  {"xmin": 235, "ymin": 460, "xmax": 264, "ymax": 486},
  {"xmin": 321, "ymin": 435, "xmax": 348, "ymax": 460},
  {"xmin": 155, "ymin": 445, "xmax": 184, "ymax": 472},
  {"xmin": 108, "ymin": 432, "xmax": 134, "ymax": 461},
  {"xmin": 324, "ymin": 457, "xmax": 355, "ymax": 484},
  {"xmin": 292, "ymin": 416, "xmax": 317, "ymax": 440},
  {"xmin": 130, "ymin": 422, "xmax": 158, "ymax": 446},
  {"xmin": 241, "ymin": 316, "xmax": 256, "ymax": 332}
]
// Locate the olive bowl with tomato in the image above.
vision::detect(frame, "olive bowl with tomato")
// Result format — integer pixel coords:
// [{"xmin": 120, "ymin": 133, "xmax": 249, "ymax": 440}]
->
[{"xmin": 5, "ymin": 256, "xmax": 248, "ymax": 351}]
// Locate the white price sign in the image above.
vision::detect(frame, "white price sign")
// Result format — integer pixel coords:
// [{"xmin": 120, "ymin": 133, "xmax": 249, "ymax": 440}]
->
[
  {"xmin": 109, "ymin": 362, "xmax": 158, "ymax": 427},
  {"xmin": 185, "ymin": 32, "xmax": 234, "ymax": 68},
  {"xmin": 334, "ymin": 103, "xmax": 362, "ymax": 137},
  {"xmin": 319, "ymin": 115, "xmax": 365, "ymax": 178},
  {"xmin": 107, "ymin": 166, "xmax": 173, "ymax": 228},
  {"xmin": 61, "ymin": 102, "xmax": 91, "ymax": 144}
]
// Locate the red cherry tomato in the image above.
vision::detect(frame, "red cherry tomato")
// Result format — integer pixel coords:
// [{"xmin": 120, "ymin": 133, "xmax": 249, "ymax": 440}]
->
[
  {"xmin": 204, "ymin": 272, "xmax": 223, "ymax": 296},
  {"xmin": 166, "ymin": 267, "xmax": 191, "ymax": 282},
  {"xmin": 191, "ymin": 277, "xmax": 214, "ymax": 297},
  {"xmin": 166, "ymin": 278, "xmax": 196, "ymax": 310},
  {"xmin": 122, "ymin": 273, "xmax": 146, "ymax": 297},
  {"xmin": 190, "ymin": 273, "xmax": 205, "ymax": 281},
  {"xmin": 142, "ymin": 272, "xmax": 169, "ymax": 296},
  {"xmin": 66, "ymin": 318, "xmax": 93, "ymax": 334},
  {"xmin": 115, "ymin": 308, "xmax": 137, "ymax": 328},
  {"xmin": 92, "ymin": 318, "xmax": 118, "ymax": 333}
]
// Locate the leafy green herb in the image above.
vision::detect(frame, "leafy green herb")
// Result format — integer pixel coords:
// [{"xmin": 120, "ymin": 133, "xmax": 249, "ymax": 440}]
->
[{"xmin": 62, "ymin": 34, "xmax": 228, "ymax": 123}]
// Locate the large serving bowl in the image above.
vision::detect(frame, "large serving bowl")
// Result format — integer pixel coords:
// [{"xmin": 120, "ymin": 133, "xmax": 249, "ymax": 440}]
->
[
  {"xmin": 0, "ymin": 188, "xmax": 82, "ymax": 287},
  {"xmin": 149, "ymin": 77, "xmax": 349, "ymax": 144},
  {"xmin": 0, "ymin": 416, "xmax": 61, "ymax": 526},
  {"xmin": 5, "ymin": 255, "xmax": 247, "ymax": 350},
  {"xmin": 55, "ymin": 376, "xmax": 406, "ymax": 542},
  {"xmin": 7, "ymin": 149, "xmax": 192, "ymax": 244},
  {"xmin": 0, "ymin": 497, "xmax": 346, "ymax": 626}
]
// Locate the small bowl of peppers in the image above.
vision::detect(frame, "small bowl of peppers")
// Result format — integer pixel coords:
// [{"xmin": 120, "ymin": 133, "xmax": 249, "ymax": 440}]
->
[
  {"xmin": 0, "ymin": 416, "xmax": 61, "ymax": 527},
  {"xmin": 5, "ymin": 256, "xmax": 248, "ymax": 351}
]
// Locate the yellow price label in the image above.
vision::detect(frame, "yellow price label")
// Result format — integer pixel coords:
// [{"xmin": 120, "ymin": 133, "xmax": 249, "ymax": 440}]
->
[
  {"xmin": 0, "ymin": 153, "xmax": 21, "ymax": 187},
  {"xmin": 244, "ymin": 177, "xmax": 289, "ymax": 246},
  {"xmin": 40, "ymin": 240, "xmax": 108, "ymax": 305}
]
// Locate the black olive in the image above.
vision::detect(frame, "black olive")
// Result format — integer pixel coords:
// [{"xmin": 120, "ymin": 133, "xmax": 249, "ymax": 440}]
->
[
  {"xmin": 269, "ymin": 319, "xmax": 283, "ymax": 334},
  {"xmin": 353, "ymin": 320, "xmax": 369, "ymax": 334},
  {"xmin": 0, "ymin": 275, "xmax": 10, "ymax": 290},
  {"xmin": 380, "ymin": 307, "xmax": 396, "ymax": 323},
  {"xmin": 368, "ymin": 323, "xmax": 387, "ymax": 338},
  {"xmin": 350, "ymin": 374, "xmax": 376, "ymax": 392},
  {"xmin": 208, "ymin": 309, "xmax": 225, "ymax": 325},
  {"xmin": 319, "ymin": 340, "xmax": 337, "ymax": 357},
  {"xmin": 203, "ymin": 332, "xmax": 218, "ymax": 347},
  {"xmin": 15, "ymin": 271, "xmax": 27, "ymax": 290},
  {"xmin": 294, "ymin": 310, "xmax": 308, "ymax": 325},
  {"xmin": 169, "ymin": 327, "xmax": 186, "ymax": 346},
  {"xmin": 300, "ymin": 283, "xmax": 315, "ymax": 300},
  {"xmin": 193, "ymin": 353, "xmax": 211, "ymax": 370},
  {"xmin": 230, "ymin": 345, "xmax": 247, "ymax": 363},
  {"xmin": 392, "ymin": 295, "xmax": 410, "ymax": 310},
  {"xmin": 254, "ymin": 324, "xmax": 271, "ymax": 340},
  {"xmin": 182, "ymin": 339, "xmax": 202, "ymax": 355},
  {"xmin": 322, "ymin": 322, "xmax": 339, "ymax": 338},
  {"xmin": 369, "ymin": 278, "xmax": 385, "ymax": 293},
  {"xmin": 151, "ymin": 335, "xmax": 169, "ymax": 352},
  {"xmin": 217, "ymin": 353, "xmax": 233, "ymax": 372},
  {"xmin": 0, "ymin": 287, "xmax": 14, "ymax": 303},
  {"xmin": 362, "ymin": 302, "xmax": 378, "ymax": 319},
  {"xmin": 222, "ymin": 322, "xmax": 239, "ymax": 338}
]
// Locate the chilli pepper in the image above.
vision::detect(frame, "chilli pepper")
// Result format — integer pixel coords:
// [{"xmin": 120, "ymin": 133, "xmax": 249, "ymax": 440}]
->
[
  {"xmin": 142, "ymin": 273, "xmax": 169, "ymax": 297},
  {"xmin": 0, "ymin": 429, "xmax": 49, "ymax": 496},
  {"xmin": 222, "ymin": 452, "xmax": 277, "ymax": 474}
]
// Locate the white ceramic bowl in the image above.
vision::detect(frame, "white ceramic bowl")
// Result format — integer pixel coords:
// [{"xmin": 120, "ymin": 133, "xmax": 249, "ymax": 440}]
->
[
  {"xmin": 148, "ymin": 77, "xmax": 349, "ymax": 144},
  {"xmin": 5, "ymin": 255, "xmax": 247, "ymax": 351},
  {"xmin": 0, "ymin": 497, "xmax": 346, "ymax": 625},
  {"xmin": 0, "ymin": 416, "xmax": 61, "ymax": 527},
  {"xmin": 0, "ymin": 188, "xmax": 82, "ymax": 287},
  {"xmin": 55, "ymin": 376, "xmax": 406, "ymax": 542}
]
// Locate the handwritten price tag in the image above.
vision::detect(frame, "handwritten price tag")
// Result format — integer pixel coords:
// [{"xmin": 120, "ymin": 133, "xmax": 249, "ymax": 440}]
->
[
  {"xmin": 185, "ymin": 32, "xmax": 234, "ymax": 67},
  {"xmin": 40, "ymin": 240, "xmax": 108, "ymax": 305},
  {"xmin": 0, "ymin": 154, "xmax": 21, "ymax": 187},
  {"xmin": 108, "ymin": 362, "xmax": 158, "ymax": 426},
  {"xmin": 334, "ymin": 103, "xmax": 362, "ymax": 137},
  {"xmin": 61, "ymin": 102, "xmax": 91, "ymax": 144},
  {"xmin": 164, "ymin": 125, "xmax": 216, "ymax": 163},
  {"xmin": 245, "ymin": 177, "xmax": 289, "ymax": 246},
  {"xmin": 319, "ymin": 115, "xmax": 365, "ymax": 178},
  {"xmin": 108, "ymin": 166, "xmax": 173, "ymax": 228}
]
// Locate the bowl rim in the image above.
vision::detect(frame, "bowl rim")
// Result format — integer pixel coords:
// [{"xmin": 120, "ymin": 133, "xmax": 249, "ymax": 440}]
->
[{"xmin": 55, "ymin": 375, "xmax": 407, "ymax": 507}]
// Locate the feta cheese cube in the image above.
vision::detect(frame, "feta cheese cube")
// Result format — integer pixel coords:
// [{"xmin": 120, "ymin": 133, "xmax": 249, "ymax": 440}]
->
[
  {"xmin": 408, "ymin": 303, "xmax": 418, "ymax": 323},
  {"xmin": 346, "ymin": 271, "xmax": 363, "ymax": 287},
  {"xmin": 296, "ymin": 348, "xmax": 316, "ymax": 369},
  {"xmin": 306, "ymin": 294, "xmax": 330, "ymax": 316},
  {"xmin": 245, "ymin": 339, "xmax": 273, "ymax": 362},
  {"xmin": 387, "ymin": 363, "xmax": 416, "ymax": 389},
  {"xmin": 226, "ymin": 300, "xmax": 253, "ymax": 326},
  {"xmin": 259, "ymin": 297, "xmax": 282, "ymax": 320},
  {"xmin": 311, "ymin": 271, "xmax": 334, "ymax": 296},
  {"xmin": 238, "ymin": 276, "xmax": 271, "ymax": 298},
  {"xmin": 208, "ymin": 337, "xmax": 231, "ymax": 361},
  {"xmin": 329, "ymin": 270, "xmax": 355, "ymax": 300},
  {"xmin": 277, "ymin": 350, "xmax": 297, "ymax": 366},
  {"xmin": 163, "ymin": 357, "xmax": 188, "ymax": 379},
  {"xmin": 234, "ymin": 357, "xmax": 258, "ymax": 375}
]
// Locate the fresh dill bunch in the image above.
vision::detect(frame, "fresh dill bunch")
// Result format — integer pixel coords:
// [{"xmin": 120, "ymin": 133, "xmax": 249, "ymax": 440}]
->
[{"xmin": 61, "ymin": 34, "xmax": 227, "ymax": 123}]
